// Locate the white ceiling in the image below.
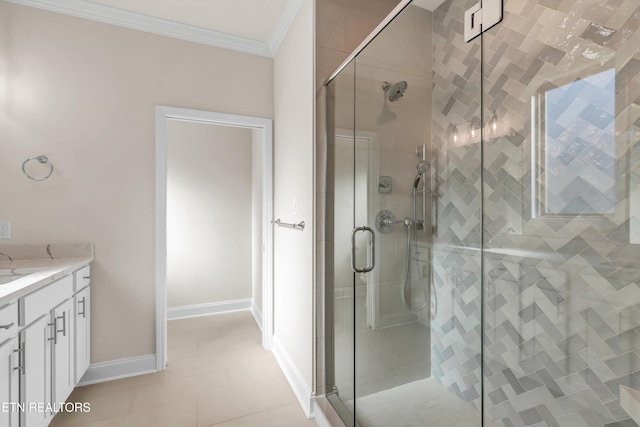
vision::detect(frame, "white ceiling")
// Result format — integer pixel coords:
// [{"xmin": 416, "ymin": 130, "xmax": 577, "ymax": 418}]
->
[{"xmin": 5, "ymin": 0, "xmax": 304, "ymax": 57}]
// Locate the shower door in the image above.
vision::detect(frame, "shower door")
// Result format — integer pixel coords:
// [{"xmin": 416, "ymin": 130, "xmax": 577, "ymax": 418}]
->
[
  {"xmin": 326, "ymin": 55, "xmax": 393, "ymax": 426},
  {"xmin": 324, "ymin": 58, "xmax": 355, "ymax": 426},
  {"xmin": 351, "ymin": 5, "xmax": 437, "ymax": 427},
  {"xmin": 323, "ymin": 1, "xmax": 484, "ymax": 426}
]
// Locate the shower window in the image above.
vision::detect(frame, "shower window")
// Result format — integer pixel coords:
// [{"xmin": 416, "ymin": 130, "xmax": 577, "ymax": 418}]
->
[{"xmin": 533, "ymin": 67, "xmax": 617, "ymax": 217}]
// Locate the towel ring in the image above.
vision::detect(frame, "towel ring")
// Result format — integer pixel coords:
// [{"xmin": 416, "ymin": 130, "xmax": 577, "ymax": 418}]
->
[{"xmin": 22, "ymin": 155, "xmax": 54, "ymax": 181}]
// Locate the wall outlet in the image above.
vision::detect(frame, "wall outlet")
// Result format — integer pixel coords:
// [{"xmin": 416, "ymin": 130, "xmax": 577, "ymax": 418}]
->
[
  {"xmin": 292, "ymin": 198, "xmax": 298, "ymax": 216},
  {"xmin": 0, "ymin": 222, "xmax": 11, "ymax": 239}
]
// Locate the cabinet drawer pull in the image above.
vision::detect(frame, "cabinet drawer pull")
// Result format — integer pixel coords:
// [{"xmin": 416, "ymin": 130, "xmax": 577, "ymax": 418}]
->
[
  {"xmin": 57, "ymin": 312, "xmax": 67, "ymax": 337},
  {"xmin": 48, "ymin": 322, "xmax": 57, "ymax": 343},
  {"xmin": 13, "ymin": 347, "xmax": 24, "ymax": 374},
  {"xmin": 78, "ymin": 297, "xmax": 86, "ymax": 318},
  {"xmin": 0, "ymin": 322, "xmax": 15, "ymax": 330},
  {"xmin": 49, "ymin": 311, "xmax": 67, "ymax": 344},
  {"xmin": 83, "ymin": 276, "xmax": 90, "ymax": 279},
  {"xmin": 13, "ymin": 346, "xmax": 25, "ymax": 374}
]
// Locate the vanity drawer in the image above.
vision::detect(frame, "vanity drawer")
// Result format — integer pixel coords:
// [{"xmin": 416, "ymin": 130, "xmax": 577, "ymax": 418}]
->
[
  {"xmin": 74, "ymin": 265, "xmax": 91, "ymax": 292},
  {"xmin": 0, "ymin": 302, "xmax": 18, "ymax": 343},
  {"xmin": 19, "ymin": 275, "xmax": 73, "ymax": 327}
]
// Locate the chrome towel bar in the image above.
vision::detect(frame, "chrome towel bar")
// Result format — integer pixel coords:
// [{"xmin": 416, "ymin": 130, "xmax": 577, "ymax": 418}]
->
[{"xmin": 272, "ymin": 219, "xmax": 305, "ymax": 230}]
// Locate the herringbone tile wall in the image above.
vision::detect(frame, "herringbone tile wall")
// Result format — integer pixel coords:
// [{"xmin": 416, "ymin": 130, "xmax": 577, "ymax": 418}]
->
[
  {"xmin": 433, "ymin": 0, "xmax": 640, "ymax": 426},
  {"xmin": 430, "ymin": 0, "xmax": 484, "ymax": 419}
]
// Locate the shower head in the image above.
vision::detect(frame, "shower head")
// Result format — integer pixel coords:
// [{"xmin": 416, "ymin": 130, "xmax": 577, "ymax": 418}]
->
[
  {"xmin": 382, "ymin": 80, "xmax": 408, "ymax": 102},
  {"xmin": 416, "ymin": 161, "xmax": 430, "ymax": 174},
  {"xmin": 413, "ymin": 161, "xmax": 430, "ymax": 189}
]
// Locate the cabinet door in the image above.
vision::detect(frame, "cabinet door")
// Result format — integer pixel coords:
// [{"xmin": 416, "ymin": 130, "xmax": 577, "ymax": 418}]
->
[
  {"xmin": 21, "ymin": 315, "xmax": 52, "ymax": 427},
  {"xmin": 52, "ymin": 299, "xmax": 74, "ymax": 406},
  {"xmin": 0, "ymin": 336, "xmax": 20, "ymax": 427},
  {"xmin": 74, "ymin": 286, "xmax": 90, "ymax": 383}
]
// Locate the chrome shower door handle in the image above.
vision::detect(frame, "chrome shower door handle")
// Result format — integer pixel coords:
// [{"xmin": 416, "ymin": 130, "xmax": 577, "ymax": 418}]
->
[{"xmin": 351, "ymin": 226, "xmax": 375, "ymax": 273}]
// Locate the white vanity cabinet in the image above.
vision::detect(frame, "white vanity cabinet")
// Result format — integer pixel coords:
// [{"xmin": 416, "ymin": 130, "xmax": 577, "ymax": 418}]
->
[
  {"xmin": 21, "ymin": 314, "xmax": 52, "ymax": 427},
  {"xmin": 51, "ymin": 298, "xmax": 75, "ymax": 406},
  {"xmin": 0, "ymin": 263, "xmax": 93, "ymax": 427},
  {"xmin": 0, "ymin": 301, "xmax": 19, "ymax": 426},
  {"xmin": 73, "ymin": 285, "xmax": 90, "ymax": 383},
  {"xmin": 0, "ymin": 334, "xmax": 20, "ymax": 427},
  {"xmin": 19, "ymin": 274, "xmax": 73, "ymax": 427},
  {"xmin": 0, "ymin": 301, "xmax": 18, "ymax": 344}
]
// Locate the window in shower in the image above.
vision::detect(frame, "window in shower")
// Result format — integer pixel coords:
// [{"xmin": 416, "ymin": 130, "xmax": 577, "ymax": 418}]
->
[{"xmin": 533, "ymin": 67, "xmax": 617, "ymax": 217}]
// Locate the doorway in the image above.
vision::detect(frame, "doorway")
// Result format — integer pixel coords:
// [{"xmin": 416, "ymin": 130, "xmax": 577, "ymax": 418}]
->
[{"xmin": 155, "ymin": 106, "xmax": 273, "ymax": 371}]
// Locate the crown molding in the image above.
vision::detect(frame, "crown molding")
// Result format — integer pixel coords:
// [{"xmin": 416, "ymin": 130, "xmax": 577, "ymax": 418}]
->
[
  {"xmin": 268, "ymin": 0, "xmax": 304, "ymax": 56},
  {"xmin": 4, "ymin": 0, "xmax": 274, "ymax": 57}
]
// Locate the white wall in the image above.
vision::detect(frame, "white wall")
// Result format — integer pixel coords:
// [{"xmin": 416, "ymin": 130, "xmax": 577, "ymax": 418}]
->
[
  {"xmin": 166, "ymin": 120, "xmax": 253, "ymax": 308},
  {"xmin": 251, "ymin": 129, "xmax": 263, "ymax": 316},
  {"xmin": 273, "ymin": 0, "xmax": 315, "ymax": 411},
  {"xmin": 0, "ymin": 2, "xmax": 273, "ymax": 363}
]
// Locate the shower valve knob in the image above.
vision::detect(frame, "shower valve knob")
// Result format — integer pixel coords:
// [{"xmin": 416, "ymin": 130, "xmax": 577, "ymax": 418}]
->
[{"xmin": 375, "ymin": 210, "xmax": 396, "ymax": 234}]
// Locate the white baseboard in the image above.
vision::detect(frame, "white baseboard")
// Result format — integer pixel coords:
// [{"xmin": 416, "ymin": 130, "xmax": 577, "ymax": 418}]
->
[
  {"xmin": 79, "ymin": 300, "xmax": 256, "ymax": 387},
  {"xmin": 251, "ymin": 301, "xmax": 263, "ymax": 330},
  {"xmin": 167, "ymin": 299, "xmax": 251, "ymax": 320},
  {"xmin": 271, "ymin": 335, "xmax": 314, "ymax": 418},
  {"xmin": 78, "ymin": 354, "xmax": 157, "ymax": 386}
]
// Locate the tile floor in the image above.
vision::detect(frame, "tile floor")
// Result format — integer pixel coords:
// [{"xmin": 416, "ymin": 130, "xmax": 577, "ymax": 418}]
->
[
  {"xmin": 50, "ymin": 310, "xmax": 319, "ymax": 427},
  {"xmin": 347, "ymin": 378, "xmax": 500, "ymax": 427}
]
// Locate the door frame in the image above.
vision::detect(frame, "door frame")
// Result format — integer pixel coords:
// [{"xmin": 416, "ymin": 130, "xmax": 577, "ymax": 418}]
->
[{"xmin": 155, "ymin": 106, "xmax": 274, "ymax": 371}]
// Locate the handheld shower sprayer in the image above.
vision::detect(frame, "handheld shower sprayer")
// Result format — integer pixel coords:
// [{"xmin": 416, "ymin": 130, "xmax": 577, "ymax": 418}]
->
[
  {"xmin": 413, "ymin": 161, "xmax": 430, "ymax": 188},
  {"xmin": 402, "ymin": 159, "xmax": 437, "ymax": 314}
]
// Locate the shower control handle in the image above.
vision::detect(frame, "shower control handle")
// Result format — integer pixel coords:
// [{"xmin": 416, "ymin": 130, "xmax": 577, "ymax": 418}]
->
[{"xmin": 351, "ymin": 226, "xmax": 375, "ymax": 273}]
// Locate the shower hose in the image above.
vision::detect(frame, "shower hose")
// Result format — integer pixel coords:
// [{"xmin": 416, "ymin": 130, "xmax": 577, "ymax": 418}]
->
[{"xmin": 401, "ymin": 192, "xmax": 438, "ymax": 316}]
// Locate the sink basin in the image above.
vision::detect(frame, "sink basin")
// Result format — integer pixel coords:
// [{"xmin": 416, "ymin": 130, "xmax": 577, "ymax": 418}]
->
[
  {"xmin": 0, "ymin": 275, "xmax": 23, "ymax": 285},
  {"xmin": 11, "ymin": 267, "xmax": 48, "ymax": 275},
  {"xmin": 0, "ymin": 267, "xmax": 49, "ymax": 285}
]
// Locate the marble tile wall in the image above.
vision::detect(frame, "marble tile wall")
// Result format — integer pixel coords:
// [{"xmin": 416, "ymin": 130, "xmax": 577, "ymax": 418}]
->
[
  {"xmin": 432, "ymin": 0, "xmax": 640, "ymax": 426},
  {"xmin": 430, "ymin": 0, "xmax": 484, "ymax": 415},
  {"xmin": 482, "ymin": 0, "xmax": 640, "ymax": 425}
]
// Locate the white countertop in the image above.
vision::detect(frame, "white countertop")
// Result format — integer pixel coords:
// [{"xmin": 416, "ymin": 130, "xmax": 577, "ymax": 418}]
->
[
  {"xmin": 0, "ymin": 243, "xmax": 94, "ymax": 306},
  {"xmin": 0, "ymin": 257, "xmax": 93, "ymax": 306}
]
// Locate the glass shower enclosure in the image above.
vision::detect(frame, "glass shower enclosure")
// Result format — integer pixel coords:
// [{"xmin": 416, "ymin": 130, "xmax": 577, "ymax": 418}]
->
[{"xmin": 321, "ymin": 0, "xmax": 640, "ymax": 426}]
